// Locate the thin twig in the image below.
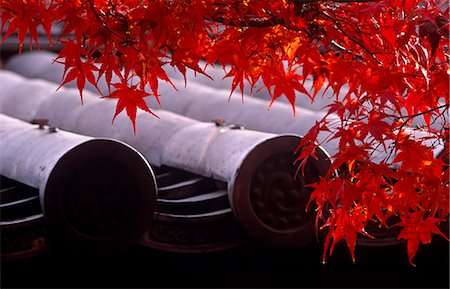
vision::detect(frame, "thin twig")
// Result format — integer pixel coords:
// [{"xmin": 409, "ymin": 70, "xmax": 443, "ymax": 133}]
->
[
  {"xmin": 85, "ymin": 0, "xmax": 128, "ymax": 42},
  {"xmin": 211, "ymin": 16, "xmax": 299, "ymax": 30},
  {"xmin": 320, "ymin": 10, "xmax": 382, "ymax": 65}
]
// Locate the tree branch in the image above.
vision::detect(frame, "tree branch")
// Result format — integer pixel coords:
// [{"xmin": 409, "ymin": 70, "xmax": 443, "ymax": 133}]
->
[
  {"xmin": 293, "ymin": 0, "xmax": 380, "ymax": 3},
  {"xmin": 86, "ymin": 0, "xmax": 131, "ymax": 43},
  {"xmin": 210, "ymin": 0, "xmax": 381, "ymax": 30},
  {"xmin": 320, "ymin": 10, "xmax": 383, "ymax": 65}
]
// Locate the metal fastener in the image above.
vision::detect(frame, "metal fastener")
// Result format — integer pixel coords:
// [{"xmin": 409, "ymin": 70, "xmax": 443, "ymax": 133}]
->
[
  {"xmin": 212, "ymin": 118, "xmax": 226, "ymax": 127},
  {"xmin": 31, "ymin": 119, "xmax": 48, "ymax": 130},
  {"xmin": 48, "ymin": 126, "xmax": 58, "ymax": 133},
  {"xmin": 229, "ymin": 124, "xmax": 244, "ymax": 130}
]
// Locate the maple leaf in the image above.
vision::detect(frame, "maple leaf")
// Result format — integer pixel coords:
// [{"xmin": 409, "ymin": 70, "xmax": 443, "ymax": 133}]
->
[
  {"xmin": 0, "ymin": 0, "xmax": 55, "ymax": 52},
  {"xmin": 418, "ymin": 17, "xmax": 446, "ymax": 58},
  {"xmin": 363, "ymin": 111, "xmax": 391, "ymax": 143},
  {"xmin": 55, "ymin": 39, "xmax": 102, "ymax": 102},
  {"xmin": 96, "ymin": 42, "xmax": 123, "ymax": 94},
  {"xmin": 56, "ymin": 60, "xmax": 101, "ymax": 102},
  {"xmin": 106, "ymin": 81, "xmax": 158, "ymax": 134},
  {"xmin": 225, "ymin": 66, "xmax": 247, "ymax": 99},
  {"xmin": 263, "ymin": 65, "xmax": 310, "ymax": 115},
  {"xmin": 393, "ymin": 136, "xmax": 435, "ymax": 171},
  {"xmin": 398, "ymin": 212, "xmax": 449, "ymax": 266},
  {"xmin": 312, "ymin": 73, "xmax": 327, "ymax": 98},
  {"xmin": 320, "ymin": 205, "xmax": 370, "ymax": 264}
]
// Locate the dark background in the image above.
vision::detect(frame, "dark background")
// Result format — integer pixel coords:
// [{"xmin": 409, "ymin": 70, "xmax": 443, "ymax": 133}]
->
[{"xmin": 1, "ymin": 236, "xmax": 448, "ymax": 289}]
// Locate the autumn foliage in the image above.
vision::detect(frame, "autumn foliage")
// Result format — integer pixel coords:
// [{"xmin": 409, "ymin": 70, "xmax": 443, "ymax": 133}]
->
[{"xmin": 1, "ymin": 0, "xmax": 449, "ymax": 265}]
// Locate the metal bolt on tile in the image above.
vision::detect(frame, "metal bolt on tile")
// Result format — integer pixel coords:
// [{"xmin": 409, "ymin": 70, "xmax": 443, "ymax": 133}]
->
[
  {"xmin": 31, "ymin": 119, "xmax": 48, "ymax": 130},
  {"xmin": 48, "ymin": 126, "xmax": 58, "ymax": 133},
  {"xmin": 212, "ymin": 118, "xmax": 226, "ymax": 127},
  {"xmin": 228, "ymin": 124, "xmax": 244, "ymax": 130}
]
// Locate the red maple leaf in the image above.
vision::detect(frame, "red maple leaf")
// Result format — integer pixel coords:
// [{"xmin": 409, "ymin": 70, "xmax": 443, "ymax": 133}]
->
[
  {"xmin": 263, "ymin": 64, "xmax": 310, "ymax": 114},
  {"xmin": 106, "ymin": 81, "xmax": 158, "ymax": 134},
  {"xmin": 55, "ymin": 39, "xmax": 102, "ymax": 102},
  {"xmin": 0, "ymin": 0, "xmax": 55, "ymax": 52},
  {"xmin": 398, "ymin": 212, "xmax": 449, "ymax": 266}
]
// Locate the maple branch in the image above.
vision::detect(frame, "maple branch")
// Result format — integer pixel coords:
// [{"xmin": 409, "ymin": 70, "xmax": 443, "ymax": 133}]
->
[
  {"xmin": 393, "ymin": 104, "xmax": 449, "ymax": 123},
  {"xmin": 210, "ymin": 16, "xmax": 297, "ymax": 29},
  {"xmin": 293, "ymin": 0, "xmax": 380, "ymax": 3},
  {"xmin": 384, "ymin": 104, "xmax": 450, "ymax": 160},
  {"xmin": 320, "ymin": 10, "xmax": 382, "ymax": 65},
  {"xmin": 432, "ymin": 109, "xmax": 449, "ymax": 127},
  {"xmin": 210, "ymin": 0, "xmax": 381, "ymax": 30},
  {"xmin": 332, "ymin": 0, "xmax": 379, "ymax": 1},
  {"xmin": 85, "ymin": 0, "xmax": 129, "ymax": 43}
]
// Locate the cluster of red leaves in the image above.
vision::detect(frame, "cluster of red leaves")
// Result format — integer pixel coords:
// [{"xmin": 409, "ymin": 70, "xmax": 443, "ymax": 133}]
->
[{"xmin": 1, "ymin": 0, "xmax": 448, "ymax": 265}]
